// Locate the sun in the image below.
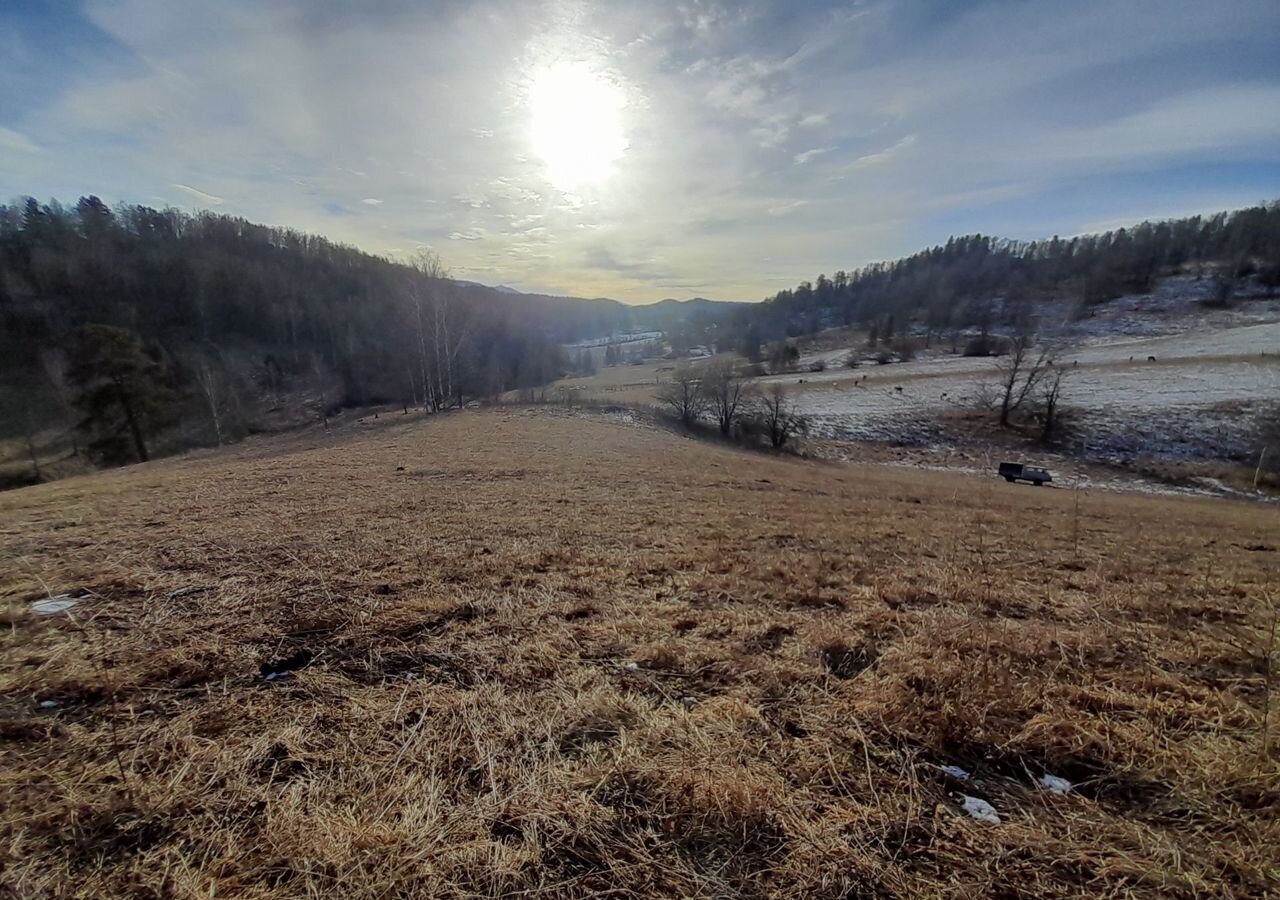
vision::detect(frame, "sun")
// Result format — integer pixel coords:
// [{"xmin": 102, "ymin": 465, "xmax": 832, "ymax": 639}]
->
[{"xmin": 528, "ymin": 61, "xmax": 628, "ymax": 191}]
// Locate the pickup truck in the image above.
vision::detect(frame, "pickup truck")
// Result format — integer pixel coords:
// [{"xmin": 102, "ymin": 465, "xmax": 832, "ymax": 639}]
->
[{"xmin": 998, "ymin": 462, "xmax": 1052, "ymax": 486}]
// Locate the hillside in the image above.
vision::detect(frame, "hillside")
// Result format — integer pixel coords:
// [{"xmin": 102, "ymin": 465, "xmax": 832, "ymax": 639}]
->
[
  {"xmin": 2, "ymin": 407, "xmax": 1277, "ymax": 897},
  {"xmin": 747, "ymin": 204, "xmax": 1280, "ymax": 342},
  {"xmin": 0, "ymin": 197, "xmax": 739, "ymax": 482}
]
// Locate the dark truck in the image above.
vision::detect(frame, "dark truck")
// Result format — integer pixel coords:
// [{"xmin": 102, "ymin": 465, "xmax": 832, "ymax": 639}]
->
[{"xmin": 998, "ymin": 462, "xmax": 1052, "ymax": 486}]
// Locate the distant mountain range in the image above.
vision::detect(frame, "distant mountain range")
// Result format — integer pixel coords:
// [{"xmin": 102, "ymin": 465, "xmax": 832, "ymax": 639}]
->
[
  {"xmin": 457, "ymin": 280, "xmax": 750, "ymax": 310},
  {"xmin": 449, "ymin": 281, "xmax": 751, "ymax": 340}
]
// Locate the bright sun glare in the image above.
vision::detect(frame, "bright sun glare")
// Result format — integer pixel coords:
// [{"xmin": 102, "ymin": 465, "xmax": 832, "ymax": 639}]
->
[{"xmin": 529, "ymin": 61, "xmax": 628, "ymax": 190}]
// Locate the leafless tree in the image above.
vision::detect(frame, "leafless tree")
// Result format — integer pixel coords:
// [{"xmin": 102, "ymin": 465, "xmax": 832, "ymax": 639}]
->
[
  {"xmin": 408, "ymin": 249, "xmax": 446, "ymax": 411},
  {"xmin": 702, "ymin": 358, "xmax": 752, "ymax": 435},
  {"xmin": 407, "ymin": 249, "xmax": 473, "ymax": 412},
  {"xmin": 992, "ymin": 331, "xmax": 1058, "ymax": 426},
  {"xmin": 194, "ymin": 356, "xmax": 226, "ymax": 444},
  {"xmin": 657, "ymin": 365, "xmax": 706, "ymax": 427},
  {"xmin": 756, "ymin": 384, "xmax": 808, "ymax": 449},
  {"xmin": 1038, "ymin": 362, "xmax": 1069, "ymax": 443}
]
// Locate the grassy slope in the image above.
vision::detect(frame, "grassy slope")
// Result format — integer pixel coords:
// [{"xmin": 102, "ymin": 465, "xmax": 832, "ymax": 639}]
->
[{"xmin": 1, "ymin": 408, "xmax": 1277, "ymax": 898}]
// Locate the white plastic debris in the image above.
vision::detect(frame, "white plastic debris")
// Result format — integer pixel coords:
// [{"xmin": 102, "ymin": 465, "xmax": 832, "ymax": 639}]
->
[
  {"xmin": 624, "ymin": 662, "xmax": 639, "ymax": 672},
  {"xmin": 942, "ymin": 765, "xmax": 970, "ymax": 780},
  {"xmin": 38, "ymin": 700, "xmax": 58, "ymax": 710},
  {"xmin": 960, "ymin": 795, "xmax": 1001, "ymax": 824},
  {"xmin": 31, "ymin": 595, "xmax": 81, "ymax": 615},
  {"xmin": 1039, "ymin": 773, "xmax": 1073, "ymax": 795}
]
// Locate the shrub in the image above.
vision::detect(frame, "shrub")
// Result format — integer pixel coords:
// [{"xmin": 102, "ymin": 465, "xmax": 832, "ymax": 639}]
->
[
  {"xmin": 963, "ymin": 334, "xmax": 1010, "ymax": 357},
  {"xmin": 768, "ymin": 341, "xmax": 800, "ymax": 373}
]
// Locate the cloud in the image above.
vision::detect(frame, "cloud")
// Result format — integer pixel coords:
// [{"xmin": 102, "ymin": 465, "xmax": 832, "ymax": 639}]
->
[
  {"xmin": 361, "ymin": 197, "xmax": 383, "ymax": 206},
  {"xmin": 793, "ymin": 146, "xmax": 835, "ymax": 165},
  {"xmin": 171, "ymin": 183, "xmax": 224, "ymax": 205},
  {"xmin": 768, "ymin": 200, "xmax": 807, "ymax": 217},
  {"xmin": 448, "ymin": 229, "xmax": 485, "ymax": 241},
  {"xmin": 843, "ymin": 134, "xmax": 917, "ymax": 171},
  {"xmin": 1032, "ymin": 85, "xmax": 1280, "ymax": 164},
  {"xmin": 0, "ymin": 127, "xmax": 41, "ymax": 154},
  {"xmin": 583, "ymin": 246, "xmax": 643, "ymax": 272}
]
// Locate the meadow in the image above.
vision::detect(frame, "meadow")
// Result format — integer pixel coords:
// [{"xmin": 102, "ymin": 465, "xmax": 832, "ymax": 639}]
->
[{"xmin": 2, "ymin": 407, "xmax": 1277, "ymax": 897}]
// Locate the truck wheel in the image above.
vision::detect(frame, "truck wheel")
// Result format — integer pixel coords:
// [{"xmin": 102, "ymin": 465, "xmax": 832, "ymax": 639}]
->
[{"xmin": 1003, "ymin": 476, "xmax": 1014, "ymax": 482}]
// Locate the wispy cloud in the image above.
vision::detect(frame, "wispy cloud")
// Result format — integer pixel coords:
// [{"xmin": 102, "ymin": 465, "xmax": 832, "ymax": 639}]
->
[
  {"xmin": 842, "ymin": 134, "xmax": 917, "ymax": 171},
  {"xmin": 768, "ymin": 200, "xmax": 807, "ymax": 217},
  {"xmin": 171, "ymin": 183, "xmax": 224, "ymax": 205},
  {"xmin": 793, "ymin": 146, "xmax": 835, "ymax": 165},
  {"xmin": 0, "ymin": 127, "xmax": 41, "ymax": 154}
]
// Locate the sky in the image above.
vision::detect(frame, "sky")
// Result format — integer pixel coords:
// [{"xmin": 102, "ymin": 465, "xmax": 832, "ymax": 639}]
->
[{"xmin": 2, "ymin": 0, "xmax": 1280, "ymax": 303}]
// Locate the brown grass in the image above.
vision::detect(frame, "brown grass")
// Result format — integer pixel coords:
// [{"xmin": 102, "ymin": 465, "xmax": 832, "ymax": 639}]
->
[{"xmin": 1, "ymin": 407, "xmax": 1277, "ymax": 897}]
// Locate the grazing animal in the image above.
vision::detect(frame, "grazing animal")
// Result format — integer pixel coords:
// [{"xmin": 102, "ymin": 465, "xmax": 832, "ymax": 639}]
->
[
  {"xmin": 894, "ymin": 385, "xmax": 904, "ymax": 393},
  {"xmin": 1147, "ymin": 355, "xmax": 1157, "ymax": 362},
  {"xmin": 1129, "ymin": 356, "xmax": 1134, "ymax": 362}
]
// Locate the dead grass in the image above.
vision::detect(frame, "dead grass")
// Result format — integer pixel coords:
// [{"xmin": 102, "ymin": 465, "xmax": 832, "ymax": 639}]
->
[{"xmin": 1, "ymin": 407, "xmax": 1277, "ymax": 897}]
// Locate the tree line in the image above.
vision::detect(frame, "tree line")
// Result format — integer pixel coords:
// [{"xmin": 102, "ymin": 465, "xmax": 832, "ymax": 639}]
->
[
  {"xmin": 736, "ymin": 202, "xmax": 1280, "ymax": 343},
  {"xmin": 0, "ymin": 196, "xmax": 613, "ymax": 466}
]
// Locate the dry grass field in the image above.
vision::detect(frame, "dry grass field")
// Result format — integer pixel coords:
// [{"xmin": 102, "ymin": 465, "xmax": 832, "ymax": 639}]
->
[{"xmin": 2, "ymin": 407, "xmax": 1278, "ymax": 898}]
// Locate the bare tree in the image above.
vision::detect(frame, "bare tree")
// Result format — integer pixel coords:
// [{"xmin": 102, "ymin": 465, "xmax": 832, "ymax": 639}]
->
[
  {"xmin": 408, "ymin": 249, "xmax": 447, "ymax": 411},
  {"xmin": 755, "ymin": 384, "xmax": 808, "ymax": 449},
  {"xmin": 406, "ymin": 249, "xmax": 474, "ymax": 411},
  {"xmin": 194, "ymin": 355, "xmax": 226, "ymax": 444},
  {"xmin": 657, "ymin": 365, "xmax": 706, "ymax": 427},
  {"xmin": 1038, "ymin": 362, "xmax": 1069, "ymax": 443},
  {"xmin": 702, "ymin": 358, "xmax": 751, "ymax": 436},
  {"xmin": 992, "ymin": 331, "xmax": 1058, "ymax": 426}
]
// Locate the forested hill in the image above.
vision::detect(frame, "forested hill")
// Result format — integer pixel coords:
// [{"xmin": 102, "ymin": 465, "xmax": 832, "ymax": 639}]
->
[
  {"xmin": 0, "ymin": 196, "xmax": 718, "ymax": 466},
  {"xmin": 749, "ymin": 203, "xmax": 1280, "ymax": 340}
]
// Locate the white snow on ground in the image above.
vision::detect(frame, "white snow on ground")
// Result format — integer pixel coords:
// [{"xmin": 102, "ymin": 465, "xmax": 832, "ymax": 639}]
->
[
  {"xmin": 765, "ymin": 281, "xmax": 1280, "ymax": 497},
  {"xmin": 769, "ymin": 316, "xmax": 1278, "ymax": 450}
]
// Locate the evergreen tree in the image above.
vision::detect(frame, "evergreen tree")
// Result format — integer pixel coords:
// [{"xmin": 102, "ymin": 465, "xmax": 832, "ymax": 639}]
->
[{"xmin": 68, "ymin": 324, "xmax": 174, "ymax": 465}]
